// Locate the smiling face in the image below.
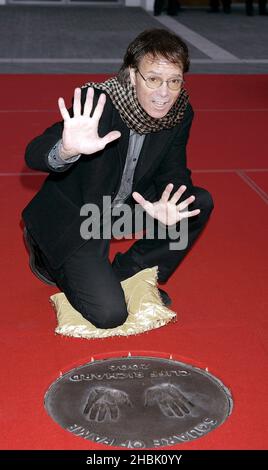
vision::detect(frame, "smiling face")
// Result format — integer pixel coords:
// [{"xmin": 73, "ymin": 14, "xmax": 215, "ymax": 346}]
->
[{"xmin": 129, "ymin": 54, "xmax": 184, "ymax": 119}]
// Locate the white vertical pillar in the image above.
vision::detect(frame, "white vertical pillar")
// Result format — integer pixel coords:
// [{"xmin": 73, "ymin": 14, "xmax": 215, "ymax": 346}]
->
[
  {"xmin": 125, "ymin": 0, "xmax": 142, "ymax": 6},
  {"xmin": 141, "ymin": 0, "xmax": 154, "ymax": 11},
  {"xmin": 125, "ymin": 0, "xmax": 154, "ymax": 10}
]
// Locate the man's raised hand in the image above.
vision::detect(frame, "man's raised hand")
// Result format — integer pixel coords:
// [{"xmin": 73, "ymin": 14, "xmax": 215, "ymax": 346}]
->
[
  {"xmin": 58, "ymin": 87, "xmax": 121, "ymax": 160},
  {"xmin": 132, "ymin": 184, "xmax": 201, "ymax": 226}
]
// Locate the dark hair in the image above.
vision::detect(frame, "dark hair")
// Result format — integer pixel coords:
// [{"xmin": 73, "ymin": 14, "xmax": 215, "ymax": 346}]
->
[{"xmin": 117, "ymin": 28, "xmax": 190, "ymax": 85}]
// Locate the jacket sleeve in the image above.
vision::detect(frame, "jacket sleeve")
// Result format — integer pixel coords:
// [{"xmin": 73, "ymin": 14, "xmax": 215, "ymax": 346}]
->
[
  {"xmin": 153, "ymin": 103, "xmax": 194, "ymax": 198},
  {"xmin": 25, "ymin": 118, "xmax": 66, "ymax": 173},
  {"xmin": 24, "ymin": 87, "xmax": 102, "ymax": 173}
]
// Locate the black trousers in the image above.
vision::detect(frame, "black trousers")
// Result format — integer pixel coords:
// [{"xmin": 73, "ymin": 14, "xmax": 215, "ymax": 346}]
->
[
  {"xmin": 41, "ymin": 186, "xmax": 214, "ymax": 329},
  {"xmin": 209, "ymin": 0, "xmax": 232, "ymax": 11},
  {"xmin": 245, "ymin": 0, "xmax": 267, "ymax": 14},
  {"xmin": 154, "ymin": 0, "xmax": 180, "ymax": 16}
]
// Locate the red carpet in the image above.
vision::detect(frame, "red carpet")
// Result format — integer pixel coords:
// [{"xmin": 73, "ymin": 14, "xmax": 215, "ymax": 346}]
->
[{"xmin": 0, "ymin": 75, "xmax": 267, "ymax": 450}]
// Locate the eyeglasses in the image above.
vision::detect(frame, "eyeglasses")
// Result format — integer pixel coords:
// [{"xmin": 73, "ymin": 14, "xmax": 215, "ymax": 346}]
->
[{"xmin": 136, "ymin": 68, "xmax": 184, "ymax": 91}]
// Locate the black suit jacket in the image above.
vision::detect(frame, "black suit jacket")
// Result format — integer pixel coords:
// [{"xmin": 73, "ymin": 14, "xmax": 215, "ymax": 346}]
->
[{"xmin": 22, "ymin": 87, "xmax": 194, "ymax": 269}]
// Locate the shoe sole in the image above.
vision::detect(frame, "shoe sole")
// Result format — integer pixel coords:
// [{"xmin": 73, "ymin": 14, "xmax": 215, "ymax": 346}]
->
[
  {"xmin": 158, "ymin": 288, "xmax": 172, "ymax": 307},
  {"xmin": 23, "ymin": 228, "xmax": 57, "ymax": 286}
]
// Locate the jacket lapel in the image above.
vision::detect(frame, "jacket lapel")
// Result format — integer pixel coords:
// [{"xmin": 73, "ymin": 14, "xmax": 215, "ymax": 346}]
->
[
  {"xmin": 112, "ymin": 107, "xmax": 175, "ymax": 185},
  {"xmin": 133, "ymin": 128, "xmax": 174, "ymax": 186},
  {"xmin": 112, "ymin": 109, "xmax": 130, "ymax": 172}
]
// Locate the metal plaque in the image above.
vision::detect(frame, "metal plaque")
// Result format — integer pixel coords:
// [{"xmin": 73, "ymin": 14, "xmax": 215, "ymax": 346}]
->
[{"xmin": 45, "ymin": 356, "xmax": 233, "ymax": 448}]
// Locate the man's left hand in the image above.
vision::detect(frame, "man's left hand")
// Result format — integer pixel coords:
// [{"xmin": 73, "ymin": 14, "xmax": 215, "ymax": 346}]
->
[{"xmin": 132, "ymin": 184, "xmax": 200, "ymax": 226}]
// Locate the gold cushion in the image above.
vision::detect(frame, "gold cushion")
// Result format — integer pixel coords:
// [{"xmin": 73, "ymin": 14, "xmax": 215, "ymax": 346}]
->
[{"xmin": 50, "ymin": 266, "xmax": 176, "ymax": 339}]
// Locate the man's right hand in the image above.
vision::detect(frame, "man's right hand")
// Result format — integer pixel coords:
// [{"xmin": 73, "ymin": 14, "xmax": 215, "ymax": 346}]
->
[{"xmin": 58, "ymin": 87, "xmax": 121, "ymax": 160}]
